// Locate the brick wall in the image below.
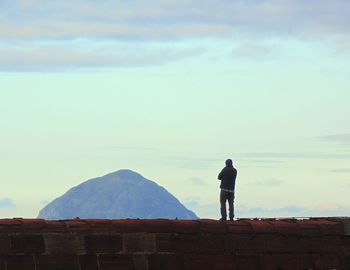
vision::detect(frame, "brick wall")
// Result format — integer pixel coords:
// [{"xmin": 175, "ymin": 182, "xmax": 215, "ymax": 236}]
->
[{"xmin": 0, "ymin": 218, "xmax": 349, "ymax": 270}]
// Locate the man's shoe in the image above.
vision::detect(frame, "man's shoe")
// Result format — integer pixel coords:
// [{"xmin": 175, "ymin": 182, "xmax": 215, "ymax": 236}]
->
[{"xmin": 219, "ymin": 217, "xmax": 226, "ymax": 221}]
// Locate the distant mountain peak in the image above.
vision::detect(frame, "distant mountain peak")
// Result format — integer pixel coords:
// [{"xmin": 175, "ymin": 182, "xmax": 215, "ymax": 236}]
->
[
  {"xmin": 38, "ymin": 169, "xmax": 197, "ymax": 220},
  {"xmin": 105, "ymin": 169, "xmax": 143, "ymax": 179}
]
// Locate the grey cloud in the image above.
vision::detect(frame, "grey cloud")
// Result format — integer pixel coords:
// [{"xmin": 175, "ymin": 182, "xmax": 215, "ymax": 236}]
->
[
  {"xmin": 0, "ymin": 44, "xmax": 206, "ymax": 71},
  {"xmin": 232, "ymin": 43, "xmax": 273, "ymax": 59},
  {"xmin": 318, "ymin": 133, "xmax": 350, "ymax": 144},
  {"xmin": 238, "ymin": 152, "xmax": 350, "ymax": 160},
  {"xmin": 1, "ymin": 0, "xmax": 350, "ymax": 41},
  {"xmin": 0, "ymin": 198, "xmax": 16, "ymax": 209},
  {"xmin": 330, "ymin": 169, "xmax": 350, "ymax": 173},
  {"xmin": 237, "ymin": 203, "xmax": 350, "ymax": 218},
  {"xmin": 249, "ymin": 178, "xmax": 283, "ymax": 187}
]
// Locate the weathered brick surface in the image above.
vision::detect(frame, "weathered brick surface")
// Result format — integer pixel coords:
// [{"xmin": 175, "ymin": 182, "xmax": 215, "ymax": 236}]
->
[
  {"xmin": 0, "ymin": 256, "xmax": 5, "ymax": 270},
  {"xmin": 0, "ymin": 218, "xmax": 348, "ymax": 269},
  {"xmin": 172, "ymin": 220, "xmax": 199, "ymax": 234},
  {"xmin": 85, "ymin": 234, "xmax": 122, "ymax": 254},
  {"xmin": 6, "ymin": 255, "xmax": 35, "ymax": 270},
  {"xmin": 11, "ymin": 235, "xmax": 45, "ymax": 254},
  {"xmin": 99, "ymin": 254, "xmax": 135, "ymax": 270},
  {"xmin": 79, "ymin": 255, "xmax": 99, "ymax": 270},
  {"xmin": 0, "ymin": 235, "xmax": 10, "ymax": 254},
  {"xmin": 35, "ymin": 255, "xmax": 79, "ymax": 270},
  {"xmin": 86, "ymin": 219, "xmax": 113, "ymax": 233},
  {"xmin": 142, "ymin": 219, "xmax": 173, "ymax": 233},
  {"xmin": 123, "ymin": 233, "xmax": 156, "ymax": 253},
  {"xmin": 198, "ymin": 219, "xmax": 227, "ymax": 234},
  {"xmin": 44, "ymin": 234, "xmax": 85, "ymax": 254},
  {"xmin": 184, "ymin": 255, "xmax": 212, "ymax": 270},
  {"xmin": 148, "ymin": 254, "xmax": 184, "ymax": 270}
]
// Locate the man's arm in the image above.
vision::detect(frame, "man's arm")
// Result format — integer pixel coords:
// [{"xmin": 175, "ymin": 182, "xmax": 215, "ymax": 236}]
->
[{"xmin": 218, "ymin": 168, "xmax": 225, "ymax": 180}]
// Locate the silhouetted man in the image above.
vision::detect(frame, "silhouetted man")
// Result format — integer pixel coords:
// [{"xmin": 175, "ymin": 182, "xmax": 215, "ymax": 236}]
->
[{"xmin": 218, "ymin": 159, "xmax": 237, "ymax": 221}]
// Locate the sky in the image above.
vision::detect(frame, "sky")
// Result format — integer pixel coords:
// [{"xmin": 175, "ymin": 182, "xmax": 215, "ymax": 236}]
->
[{"xmin": 1, "ymin": 0, "xmax": 350, "ymax": 219}]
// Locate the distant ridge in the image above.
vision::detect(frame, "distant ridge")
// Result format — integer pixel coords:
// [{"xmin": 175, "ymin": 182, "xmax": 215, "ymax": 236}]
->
[{"xmin": 38, "ymin": 169, "xmax": 197, "ymax": 220}]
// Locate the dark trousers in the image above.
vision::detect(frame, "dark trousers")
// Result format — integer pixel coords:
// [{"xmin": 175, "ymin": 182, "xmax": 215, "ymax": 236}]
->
[{"xmin": 220, "ymin": 190, "xmax": 235, "ymax": 220}]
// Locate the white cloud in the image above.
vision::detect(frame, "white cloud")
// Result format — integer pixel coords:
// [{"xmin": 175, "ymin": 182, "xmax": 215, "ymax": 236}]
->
[{"xmin": 0, "ymin": 198, "xmax": 16, "ymax": 209}]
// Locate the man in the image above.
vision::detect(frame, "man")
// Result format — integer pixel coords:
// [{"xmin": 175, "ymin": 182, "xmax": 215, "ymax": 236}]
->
[{"xmin": 218, "ymin": 159, "xmax": 237, "ymax": 221}]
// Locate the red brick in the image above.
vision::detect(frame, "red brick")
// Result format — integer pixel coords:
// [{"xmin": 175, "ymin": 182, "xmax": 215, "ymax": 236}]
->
[
  {"xmin": 0, "ymin": 235, "xmax": 10, "ymax": 254},
  {"xmin": 113, "ymin": 220, "xmax": 145, "ymax": 233},
  {"xmin": 172, "ymin": 220, "xmax": 200, "ymax": 234},
  {"xmin": 6, "ymin": 255, "xmax": 35, "ymax": 270},
  {"xmin": 66, "ymin": 220, "xmax": 91, "ymax": 233},
  {"xmin": 133, "ymin": 254, "xmax": 148, "ymax": 270},
  {"xmin": 35, "ymin": 255, "xmax": 79, "ymax": 270},
  {"xmin": 256, "ymin": 235, "xmax": 303, "ymax": 254},
  {"xmin": 310, "ymin": 219, "xmax": 344, "ymax": 235},
  {"xmin": 226, "ymin": 220, "xmax": 252, "ymax": 234},
  {"xmin": 278, "ymin": 255, "xmax": 303, "ymax": 270},
  {"xmin": 99, "ymin": 254, "xmax": 135, "ymax": 270},
  {"xmin": 123, "ymin": 233, "xmax": 155, "ymax": 253},
  {"xmin": 305, "ymin": 236, "xmax": 327, "ymax": 254},
  {"xmin": 0, "ymin": 257, "xmax": 5, "ymax": 270},
  {"xmin": 198, "ymin": 219, "xmax": 227, "ymax": 234},
  {"xmin": 244, "ymin": 220, "xmax": 275, "ymax": 234},
  {"xmin": 142, "ymin": 219, "xmax": 173, "ymax": 233},
  {"xmin": 10, "ymin": 235, "xmax": 45, "ymax": 254},
  {"xmin": 155, "ymin": 233, "xmax": 174, "ymax": 252},
  {"xmin": 211, "ymin": 255, "xmax": 236, "ymax": 270},
  {"xmin": 267, "ymin": 220, "xmax": 301, "ymax": 235},
  {"xmin": 44, "ymin": 234, "xmax": 85, "ymax": 255},
  {"xmin": 224, "ymin": 235, "xmax": 256, "ymax": 254},
  {"xmin": 45, "ymin": 221, "xmax": 68, "ymax": 233},
  {"xmin": 197, "ymin": 235, "xmax": 224, "ymax": 255},
  {"xmin": 302, "ymin": 254, "xmax": 324, "ymax": 270},
  {"xmin": 343, "ymin": 236, "xmax": 350, "ymax": 255},
  {"xmin": 79, "ymin": 255, "xmax": 99, "ymax": 270},
  {"xmin": 318, "ymin": 254, "xmax": 342, "ymax": 269},
  {"xmin": 86, "ymin": 220, "xmax": 113, "ymax": 233},
  {"xmin": 296, "ymin": 220, "xmax": 321, "ymax": 236},
  {"xmin": 214, "ymin": 255, "xmax": 259, "ymax": 270},
  {"xmin": 184, "ymin": 255, "xmax": 212, "ymax": 270},
  {"xmin": 259, "ymin": 254, "xmax": 280, "ymax": 270},
  {"xmin": 85, "ymin": 234, "xmax": 122, "ymax": 254},
  {"xmin": 148, "ymin": 254, "xmax": 184, "ymax": 270},
  {"xmin": 0, "ymin": 219, "xmax": 22, "ymax": 232},
  {"xmin": 173, "ymin": 234, "xmax": 199, "ymax": 254},
  {"xmin": 21, "ymin": 219, "xmax": 47, "ymax": 232}
]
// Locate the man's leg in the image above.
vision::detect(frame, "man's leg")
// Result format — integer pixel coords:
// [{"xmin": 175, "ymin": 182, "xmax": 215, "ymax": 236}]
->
[
  {"xmin": 228, "ymin": 193, "xmax": 235, "ymax": 220},
  {"xmin": 220, "ymin": 190, "xmax": 227, "ymax": 220}
]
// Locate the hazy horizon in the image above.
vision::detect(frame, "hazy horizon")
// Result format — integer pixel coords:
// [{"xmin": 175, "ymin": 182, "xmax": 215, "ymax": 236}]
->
[{"xmin": 1, "ymin": 0, "xmax": 350, "ymax": 219}]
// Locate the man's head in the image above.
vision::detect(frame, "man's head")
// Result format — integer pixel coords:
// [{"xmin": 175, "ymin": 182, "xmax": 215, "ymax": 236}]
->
[{"xmin": 225, "ymin": 159, "xmax": 233, "ymax": 166}]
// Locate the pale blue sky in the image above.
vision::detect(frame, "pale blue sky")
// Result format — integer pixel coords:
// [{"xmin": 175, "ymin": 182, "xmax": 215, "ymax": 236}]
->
[{"xmin": 1, "ymin": 0, "xmax": 350, "ymax": 218}]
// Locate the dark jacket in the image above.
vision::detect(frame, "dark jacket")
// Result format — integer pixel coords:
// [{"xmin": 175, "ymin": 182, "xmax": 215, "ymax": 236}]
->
[{"xmin": 218, "ymin": 165, "xmax": 237, "ymax": 191}]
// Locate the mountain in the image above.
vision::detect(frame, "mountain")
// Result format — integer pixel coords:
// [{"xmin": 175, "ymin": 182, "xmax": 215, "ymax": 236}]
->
[{"xmin": 38, "ymin": 169, "xmax": 197, "ymax": 220}]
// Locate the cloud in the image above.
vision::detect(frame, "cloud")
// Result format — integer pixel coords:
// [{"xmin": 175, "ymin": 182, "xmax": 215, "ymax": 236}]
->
[
  {"xmin": 318, "ymin": 133, "xmax": 350, "ymax": 144},
  {"xmin": 189, "ymin": 177, "xmax": 207, "ymax": 186},
  {"xmin": 330, "ymin": 169, "xmax": 350, "ymax": 173},
  {"xmin": 238, "ymin": 151, "xmax": 350, "ymax": 160},
  {"xmin": 237, "ymin": 203, "xmax": 350, "ymax": 218},
  {"xmin": 249, "ymin": 178, "xmax": 283, "ymax": 187},
  {"xmin": 0, "ymin": 198, "xmax": 16, "ymax": 209},
  {"xmin": 1, "ymin": 1, "xmax": 350, "ymax": 70},
  {"xmin": 1, "ymin": 0, "xmax": 350, "ymax": 41},
  {"xmin": 232, "ymin": 43, "xmax": 273, "ymax": 59},
  {"xmin": 0, "ymin": 43, "xmax": 206, "ymax": 71}
]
